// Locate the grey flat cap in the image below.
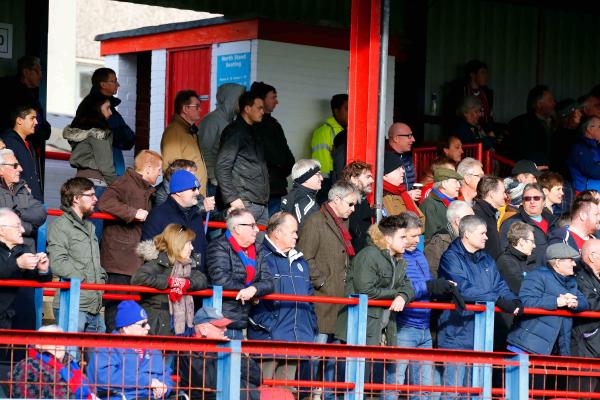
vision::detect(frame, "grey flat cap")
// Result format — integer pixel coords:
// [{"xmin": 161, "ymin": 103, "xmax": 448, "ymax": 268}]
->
[{"xmin": 546, "ymin": 243, "xmax": 580, "ymax": 260}]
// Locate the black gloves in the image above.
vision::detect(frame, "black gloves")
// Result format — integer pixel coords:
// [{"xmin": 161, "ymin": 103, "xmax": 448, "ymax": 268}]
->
[
  {"xmin": 426, "ymin": 278, "xmax": 466, "ymax": 312},
  {"xmin": 426, "ymin": 278, "xmax": 455, "ymax": 296},
  {"xmin": 496, "ymin": 297, "xmax": 524, "ymax": 316}
]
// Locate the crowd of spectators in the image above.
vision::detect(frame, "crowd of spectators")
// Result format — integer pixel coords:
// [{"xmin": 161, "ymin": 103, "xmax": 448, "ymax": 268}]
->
[{"xmin": 0, "ymin": 55, "xmax": 599, "ymax": 398}]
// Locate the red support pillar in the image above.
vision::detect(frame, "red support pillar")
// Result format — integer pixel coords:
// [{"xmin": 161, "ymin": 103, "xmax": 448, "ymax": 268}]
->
[{"xmin": 347, "ymin": 0, "xmax": 382, "ymax": 175}]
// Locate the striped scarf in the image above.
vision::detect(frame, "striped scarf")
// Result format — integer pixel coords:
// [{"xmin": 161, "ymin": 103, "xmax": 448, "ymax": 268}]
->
[{"xmin": 226, "ymin": 230, "xmax": 256, "ymax": 285}]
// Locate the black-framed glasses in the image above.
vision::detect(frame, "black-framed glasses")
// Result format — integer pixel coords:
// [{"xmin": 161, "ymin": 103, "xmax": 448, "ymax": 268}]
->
[
  {"xmin": 79, "ymin": 192, "xmax": 97, "ymax": 198},
  {"xmin": 1, "ymin": 163, "xmax": 20, "ymax": 169},
  {"xmin": 238, "ymin": 223, "xmax": 258, "ymax": 229},
  {"xmin": 395, "ymin": 133, "xmax": 414, "ymax": 139}
]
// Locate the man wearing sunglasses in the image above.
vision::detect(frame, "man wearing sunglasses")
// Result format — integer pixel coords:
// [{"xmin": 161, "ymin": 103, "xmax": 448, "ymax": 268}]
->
[
  {"xmin": 500, "ymin": 183, "xmax": 559, "ymax": 264},
  {"xmin": 87, "ymin": 300, "xmax": 173, "ymax": 400}
]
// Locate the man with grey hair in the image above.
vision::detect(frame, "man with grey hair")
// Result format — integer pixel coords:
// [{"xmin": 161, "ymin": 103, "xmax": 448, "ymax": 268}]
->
[
  {"xmin": 421, "ymin": 167, "xmax": 463, "ymax": 240},
  {"xmin": 297, "ymin": 181, "xmax": 359, "ymax": 389},
  {"xmin": 281, "ymin": 159, "xmax": 323, "ymax": 227},
  {"xmin": 207, "ymin": 208, "xmax": 274, "ymax": 339},
  {"xmin": 0, "ymin": 208, "xmax": 50, "ymax": 331},
  {"xmin": 0, "ymin": 147, "xmax": 47, "ymax": 332},
  {"xmin": 425, "ymin": 200, "xmax": 474, "ymax": 276},
  {"xmin": 438, "ymin": 215, "xmax": 520, "ymax": 388},
  {"xmin": 456, "ymin": 157, "xmax": 484, "ymax": 203},
  {"xmin": 248, "ymin": 211, "xmax": 317, "ymax": 381}
]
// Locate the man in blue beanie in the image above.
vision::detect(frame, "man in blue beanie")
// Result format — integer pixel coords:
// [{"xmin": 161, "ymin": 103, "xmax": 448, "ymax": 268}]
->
[
  {"xmin": 142, "ymin": 169, "xmax": 209, "ymax": 270},
  {"xmin": 87, "ymin": 300, "xmax": 174, "ymax": 399}
]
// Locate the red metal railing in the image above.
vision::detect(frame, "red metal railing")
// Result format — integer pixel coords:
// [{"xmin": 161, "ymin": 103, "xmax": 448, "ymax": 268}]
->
[{"xmin": 413, "ymin": 142, "xmax": 482, "ymax": 181}]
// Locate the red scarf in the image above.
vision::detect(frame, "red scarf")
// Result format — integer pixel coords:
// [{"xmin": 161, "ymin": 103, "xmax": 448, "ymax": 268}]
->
[
  {"xmin": 226, "ymin": 230, "xmax": 256, "ymax": 285},
  {"xmin": 383, "ymin": 181, "xmax": 420, "ymax": 215},
  {"xmin": 322, "ymin": 203, "xmax": 355, "ymax": 257}
]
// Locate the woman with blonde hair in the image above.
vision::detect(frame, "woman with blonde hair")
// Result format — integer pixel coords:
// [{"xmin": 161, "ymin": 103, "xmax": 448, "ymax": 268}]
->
[{"xmin": 132, "ymin": 223, "xmax": 207, "ymax": 336}]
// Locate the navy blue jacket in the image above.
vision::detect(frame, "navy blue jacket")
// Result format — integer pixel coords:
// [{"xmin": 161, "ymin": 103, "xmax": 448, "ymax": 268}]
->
[
  {"xmin": 247, "ymin": 238, "xmax": 317, "ymax": 342},
  {"xmin": 396, "ymin": 249, "xmax": 432, "ymax": 329},
  {"xmin": 1, "ymin": 130, "xmax": 43, "ymax": 201},
  {"xmin": 507, "ymin": 266, "xmax": 588, "ymax": 355},
  {"xmin": 567, "ymin": 136, "xmax": 600, "ymax": 192},
  {"xmin": 437, "ymin": 239, "xmax": 517, "ymax": 350},
  {"xmin": 141, "ymin": 196, "xmax": 207, "ymax": 270}
]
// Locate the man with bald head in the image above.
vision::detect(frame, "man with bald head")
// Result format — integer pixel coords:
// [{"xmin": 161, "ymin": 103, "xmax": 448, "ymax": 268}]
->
[
  {"xmin": 570, "ymin": 239, "xmax": 600, "ymax": 392},
  {"xmin": 387, "ymin": 123, "xmax": 421, "ymax": 202}
]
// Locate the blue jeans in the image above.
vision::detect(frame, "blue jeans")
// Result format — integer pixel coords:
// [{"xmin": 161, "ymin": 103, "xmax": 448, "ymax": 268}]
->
[
  {"xmin": 442, "ymin": 363, "xmax": 471, "ymax": 399},
  {"xmin": 383, "ymin": 326, "xmax": 434, "ymax": 400},
  {"xmin": 314, "ymin": 333, "xmax": 344, "ymax": 400},
  {"xmin": 226, "ymin": 328, "xmax": 244, "ymax": 340}
]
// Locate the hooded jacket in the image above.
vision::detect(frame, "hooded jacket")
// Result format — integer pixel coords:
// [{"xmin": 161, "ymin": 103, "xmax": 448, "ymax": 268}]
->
[
  {"xmin": 281, "ymin": 182, "xmax": 319, "ymax": 227},
  {"xmin": 198, "ymin": 83, "xmax": 246, "ymax": 182},
  {"xmin": 63, "ymin": 125, "xmax": 116, "ymax": 185},
  {"xmin": 507, "ymin": 266, "xmax": 588, "ymax": 355},
  {"xmin": 335, "ymin": 226, "xmax": 414, "ymax": 345},
  {"xmin": 437, "ymin": 238, "xmax": 517, "ymax": 350},
  {"xmin": 131, "ymin": 241, "xmax": 208, "ymax": 336},
  {"xmin": 247, "ymin": 237, "xmax": 318, "ymax": 342}
]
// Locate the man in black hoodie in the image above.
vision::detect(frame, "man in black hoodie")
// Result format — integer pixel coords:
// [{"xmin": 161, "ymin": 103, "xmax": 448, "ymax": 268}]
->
[{"xmin": 250, "ymin": 82, "xmax": 295, "ymax": 216}]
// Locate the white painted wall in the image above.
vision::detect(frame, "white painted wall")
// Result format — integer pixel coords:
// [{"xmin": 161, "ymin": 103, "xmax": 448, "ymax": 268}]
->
[
  {"xmin": 255, "ymin": 40, "xmax": 395, "ymax": 161},
  {"xmin": 105, "ymin": 54, "xmax": 137, "ymax": 168},
  {"xmin": 47, "ymin": 0, "xmax": 77, "ymax": 115},
  {"xmin": 149, "ymin": 49, "xmax": 167, "ymax": 154}
]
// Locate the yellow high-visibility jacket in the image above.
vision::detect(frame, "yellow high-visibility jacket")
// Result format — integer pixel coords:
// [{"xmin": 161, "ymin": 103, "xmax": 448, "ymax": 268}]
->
[{"xmin": 310, "ymin": 116, "xmax": 344, "ymax": 176}]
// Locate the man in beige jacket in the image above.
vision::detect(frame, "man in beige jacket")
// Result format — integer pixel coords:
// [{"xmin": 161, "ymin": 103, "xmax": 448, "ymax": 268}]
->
[{"xmin": 161, "ymin": 90, "xmax": 208, "ymax": 196}]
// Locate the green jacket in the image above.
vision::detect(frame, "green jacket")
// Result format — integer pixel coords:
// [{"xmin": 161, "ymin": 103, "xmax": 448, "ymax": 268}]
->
[
  {"xmin": 310, "ymin": 116, "xmax": 344, "ymax": 175},
  {"xmin": 47, "ymin": 207, "xmax": 107, "ymax": 314},
  {"xmin": 336, "ymin": 240, "xmax": 414, "ymax": 345},
  {"xmin": 421, "ymin": 191, "xmax": 450, "ymax": 241}
]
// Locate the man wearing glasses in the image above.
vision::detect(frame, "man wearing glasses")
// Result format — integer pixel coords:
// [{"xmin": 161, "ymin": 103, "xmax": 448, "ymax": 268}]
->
[
  {"xmin": 142, "ymin": 170, "xmax": 208, "ymax": 270},
  {"xmin": 47, "ymin": 177, "xmax": 107, "ymax": 333},
  {"xmin": 387, "ymin": 122, "xmax": 421, "ymax": 202},
  {"xmin": 88, "ymin": 67, "xmax": 135, "ymax": 176},
  {"xmin": 0, "ymin": 148, "xmax": 47, "ymax": 333},
  {"xmin": 206, "ymin": 208, "xmax": 274, "ymax": 339},
  {"xmin": 161, "ymin": 89, "xmax": 209, "ymax": 196},
  {"xmin": 87, "ymin": 300, "xmax": 173, "ymax": 399},
  {"xmin": 500, "ymin": 183, "xmax": 558, "ymax": 264}
]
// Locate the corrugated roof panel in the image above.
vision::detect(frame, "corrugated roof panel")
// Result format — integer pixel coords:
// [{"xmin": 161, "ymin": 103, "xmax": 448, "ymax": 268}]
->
[{"xmin": 425, "ymin": 0, "xmax": 538, "ymax": 125}]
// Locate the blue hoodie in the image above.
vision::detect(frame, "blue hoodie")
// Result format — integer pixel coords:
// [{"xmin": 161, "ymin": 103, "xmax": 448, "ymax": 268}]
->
[{"xmin": 396, "ymin": 249, "xmax": 432, "ymax": 329}]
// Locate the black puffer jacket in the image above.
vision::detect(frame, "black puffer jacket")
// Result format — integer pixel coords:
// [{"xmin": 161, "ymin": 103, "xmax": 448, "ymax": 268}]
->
[
  {"xmin": 215, "ymin": 117, "xmax": 269, "ymax": 205},
  {"xmin": 206, "ymin": 235, "xmax": 274, "ymax": 329},
  {"xmin": 572, "ymin": 262, "xmax": 600, "ymax": 358}
]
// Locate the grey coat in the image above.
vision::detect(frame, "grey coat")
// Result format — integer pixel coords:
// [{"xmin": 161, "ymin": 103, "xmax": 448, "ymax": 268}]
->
[
  {"xmin": 198, "ymin": 83, "xmax": 246, "ymax": 182},
  {"xmin": 0, "ymin": 180, "xmax": 46, "ymax": 250},
  {"xmin": 47, "ymin": 207, "xmax": 106, "ymax": 314},
  {"xmin": 63, "ymin": 125, "xmax": 116, "ymax": 185}
]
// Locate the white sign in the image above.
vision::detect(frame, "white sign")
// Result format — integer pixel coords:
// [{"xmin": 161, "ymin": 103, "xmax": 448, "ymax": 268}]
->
[{"xmin": 0, "ymin": 23, "xmax": 12, "ymax": 59}]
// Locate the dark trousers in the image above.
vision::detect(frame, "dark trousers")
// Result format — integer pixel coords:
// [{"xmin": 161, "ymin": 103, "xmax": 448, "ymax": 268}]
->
[{"xmin": 103, "ymin": 273, "xmax": 132, "ymax": 333}]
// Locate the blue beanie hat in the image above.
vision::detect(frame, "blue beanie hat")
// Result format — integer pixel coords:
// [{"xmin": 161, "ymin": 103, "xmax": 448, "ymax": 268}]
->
[
  {"xmin": 169, "ymin": 170, "xmax": 200, "ymax": 194},
  {"xmin": 115, "ymin": 301, "xmax": 148, "ymax": 329}
]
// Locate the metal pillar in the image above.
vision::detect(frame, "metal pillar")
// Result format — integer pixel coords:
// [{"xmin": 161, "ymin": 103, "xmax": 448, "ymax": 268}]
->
[
  {"xmin": 217, "ymin": 340, "xmax": 241, "ymax": 400},
  {"xmin": 472, "ymin": 301, "xmax": 495, "ymax": 399},
  {"xmin": 348, "ymin": 0, "xmax": 384, "ymax": 205},
  {"xmin": 204, "ymin": 285, "xmax": 223, "ymax": 313},
  {"xmin": 345, "ymin": 294, "xmax": 368, "ymax": 400}
]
